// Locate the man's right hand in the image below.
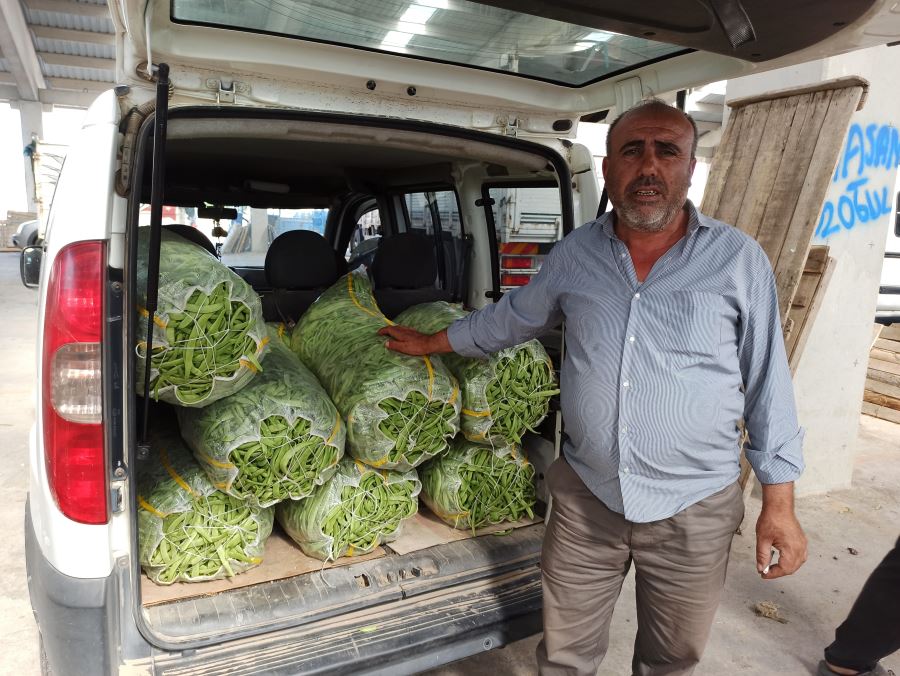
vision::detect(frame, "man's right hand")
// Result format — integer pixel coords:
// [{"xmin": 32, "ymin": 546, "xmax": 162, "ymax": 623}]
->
[{"xmin": 378, "ymin": 326, "xmax": 452, "ymax": 356}]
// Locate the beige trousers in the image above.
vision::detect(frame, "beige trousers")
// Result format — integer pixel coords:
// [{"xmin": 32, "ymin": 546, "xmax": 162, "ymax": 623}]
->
[{"xmin": 536, "ymin": 457, "xmax": 745, "ymax": 676}]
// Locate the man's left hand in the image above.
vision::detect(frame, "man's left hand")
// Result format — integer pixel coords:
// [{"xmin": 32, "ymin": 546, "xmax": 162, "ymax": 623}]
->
[{"xmin": 756, "ymin": 482, "xmax": 808, "ymax": 580}]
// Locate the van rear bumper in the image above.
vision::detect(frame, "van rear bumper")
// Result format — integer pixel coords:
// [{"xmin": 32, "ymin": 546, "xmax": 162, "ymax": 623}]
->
[{"xmin": 24, "ymin": 498, "xmax": 117, "ymax": 676}]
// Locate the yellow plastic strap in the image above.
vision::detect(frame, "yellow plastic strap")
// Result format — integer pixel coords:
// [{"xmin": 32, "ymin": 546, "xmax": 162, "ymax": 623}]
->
[
  {"xmin": 346, "ymin": 545, "xmax": 356, "ymax": 557},
  {"xmin": 248, "ymin": 557, "xmax": 262, "ymax": 564},
  {"xmin": 347, "ymin": 274, "xmax": 390, "ymax": 323},
  {"xmin": 326, "ymin": 416, "xmax": 342, "ymax": 444},
  {"xmin": 137, "ymin": 495, "xmax": 167, "ymax": 518},
  {"xmin": 160, "ymin": 447, "xmax": 197, "ymax": 497},
  {"xmin": 449, "ymin": 383, "xmax": 459, "ymax": 406},
  {"xmin": 367, "ymin": 455, "xmax": 390, "ymax": 468},
  {"xmin": 239, "ymin": 358, "xmax": 259, "ymax": 373},
  {"xmin": 278, "ymin": 323, "xmax": 285, "ymax": 338},
  {"xmin": 354, "ymin": 459, "xmax": 371, "ymax": 475},
  {"xmin": 257, "ymin": 335, "xmax": 270, "ymax": 353},
  {"xmin": 422, "ymin": 356, "xmax": 436, "ymax": 400},
  {"xmin": 462, "ymin": 408, "xmax": 491, "ymax": 417},
  {"xmin": 195, "ymin": 449, "xmax": 236, "ymax": 469},
  {"xmin": 137, "ymin": 305, "xmax": 167, "ymax": 329}
]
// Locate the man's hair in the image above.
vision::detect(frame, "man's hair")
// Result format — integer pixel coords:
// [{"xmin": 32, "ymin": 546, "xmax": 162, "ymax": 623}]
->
[{"xmin": 605, "ymin": 97, "xmax": 699, "ymax": 158}]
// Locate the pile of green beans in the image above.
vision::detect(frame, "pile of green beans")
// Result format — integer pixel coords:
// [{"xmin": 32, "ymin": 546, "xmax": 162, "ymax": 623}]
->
[
  {"xmin": 137, "ymin": 429, "xmax": 274, "ymax": 585},
  {"xmin": 395, "ymin": 302, "xmax": 558, "ymax": 445},
  {"xmin": 178, "ymin": 334, "xmax": 344, "ymax": 508},
  {"xmin": 136, "ymin": 227, "xmax": 268, "ymax": 408},
  {"xmin": 292, "ymin": 271, "xmax": 459, "ymax": 471},
  {"xmin": 483, "ymin": 348, "xmax": 558, "ymax": 444},
  {"xmin": 377, "ymin": 392, "xmax": 459, "ymax": 468},
  {"xmin": 277, "ymin": 458, "xmax": 421, "ymax": 561},
  {"xmin": 420, "ymin": 438, "xmax": 536, "ymax": 532}
]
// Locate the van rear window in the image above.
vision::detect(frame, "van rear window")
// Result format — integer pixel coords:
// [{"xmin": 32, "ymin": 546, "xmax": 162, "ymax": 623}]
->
[{"xmin": 170, "ymin": 0, "xmax": 683, "ymax": 87}]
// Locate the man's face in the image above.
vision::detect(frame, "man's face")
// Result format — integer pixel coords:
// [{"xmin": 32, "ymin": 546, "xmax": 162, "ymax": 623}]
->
[{"xmin": 602, "ymin": 107, "xmax": 696, "ymax": 233}]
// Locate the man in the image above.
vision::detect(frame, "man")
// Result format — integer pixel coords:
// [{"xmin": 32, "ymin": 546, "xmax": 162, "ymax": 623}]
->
[
  {"xmin": 380, "ymin": 99, "xmax": 808, "ymax": 675},
  {"xmin": 818, "ymin": 536, "xmax": 899, "ymax": 676}
]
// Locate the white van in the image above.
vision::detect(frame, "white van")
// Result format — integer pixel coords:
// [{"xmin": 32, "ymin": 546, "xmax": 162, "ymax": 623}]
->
[{"xmin": 22, "ymin": 1, "xmax": 900, "ymax": 674}]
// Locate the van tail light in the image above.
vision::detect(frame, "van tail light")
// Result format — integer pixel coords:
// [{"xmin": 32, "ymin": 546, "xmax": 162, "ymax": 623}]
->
[{"xmin": 42, "ymin": 241, "xmax": 108, "ymax": 525}]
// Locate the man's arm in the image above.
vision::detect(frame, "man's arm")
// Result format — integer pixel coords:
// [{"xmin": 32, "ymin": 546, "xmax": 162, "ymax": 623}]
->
[
  {"xmin": 379, "ymin": 325, "xmax": 452, "ymax": 356},
  {"xmin": 739, "ymin": 246, "xmax": 808, "ymax": 579},
  {"xmin": 382, "ymin": 240, "xmax": 565, "ymax": 357}
]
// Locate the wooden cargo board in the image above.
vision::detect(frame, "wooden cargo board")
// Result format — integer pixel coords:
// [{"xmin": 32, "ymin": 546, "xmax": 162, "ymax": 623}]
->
[{"xmin": 141, "ymin": 510, "xmax": 538, "ymax": 606}]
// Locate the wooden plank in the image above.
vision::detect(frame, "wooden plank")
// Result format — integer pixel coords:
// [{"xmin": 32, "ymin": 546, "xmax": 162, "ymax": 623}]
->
[
  {"xmin": 733, "ymin": 98, "xmax": 796, "ymax": 240},
  {"xmin": 862, "ymin": 400, "xmax": 900, "ymax": 424},
  {"xmin": 787, "ymin": 253, "xmax": 834, "ymax": 372},
  {"xmin": 803, "ymin": 246, "xmax": 829, "ymax": 273},
  {"xmin": 863, "ymin": 389, "xmax": 900, "ymax": 412},
  {"xmin": 752, "ymin": 92, "xmax": 823, "ymax": 266},
  {"xmin": 141, "ymin": 529, "xmax": 387, "ymax": 607},
  {"xmin": 868, "ymin": 357, "xmax": 900, "ymax": 377},
  {"xmin": 865, "ymin": 377, "xmax": 900, "ymax": 400},
  {"xmin": 728, "ymin": 76, "xmax": 870, "ymax": 111},
  {"xmin": 714, "ymin": 100, "xmax": 773, "ymax": 228},
  {"xmin": 870, "ymin": 347, "xmax": 900, "ymax": 365},
  {"xmin": 879, "ymin": 324, "xmax": 900, "ymax": 341},
  {"xmin": 871, "ymin": 324, "xmax": 885, "ymax": 349},
  {"xmin": 791, "ymin": 270, "xmax": 821, "ymax": 309},
  {"xmin": 774, "ymin": 86, "xmax": 865, "ymax": 318},
  {"xmin": 874, "ymin": 338, "xmax": 900, "ymax": 353},
  {"xmin": 867, "ymin": 368, "xmax": 900, "ymax": 388},
  {"xmin": 700, "ymin": 105, "xmax": 747, "ymax": 217}
]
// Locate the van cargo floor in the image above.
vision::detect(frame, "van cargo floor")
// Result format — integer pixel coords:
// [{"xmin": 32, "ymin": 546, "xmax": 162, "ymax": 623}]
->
[{"xmin": 141, "ymin": 516, "xmax": 544, "ymax": 645}]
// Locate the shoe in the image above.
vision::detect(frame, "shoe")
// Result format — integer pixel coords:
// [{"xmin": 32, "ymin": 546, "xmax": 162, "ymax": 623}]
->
[{"xmin": 817, "ymin": 660, "xmax": 896, "ymax": 676}]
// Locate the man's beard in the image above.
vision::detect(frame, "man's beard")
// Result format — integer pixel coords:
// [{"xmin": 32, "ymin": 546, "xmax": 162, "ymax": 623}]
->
[{"xmin": 615, "ymin": 176, "xmax": 690, "ymax": 233}]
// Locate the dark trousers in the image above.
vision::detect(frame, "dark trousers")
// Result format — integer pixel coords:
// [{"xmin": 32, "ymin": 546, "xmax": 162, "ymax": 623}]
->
[{"xmin": 825, "ymin": 536, "xmax": 900, "ymax": 672}]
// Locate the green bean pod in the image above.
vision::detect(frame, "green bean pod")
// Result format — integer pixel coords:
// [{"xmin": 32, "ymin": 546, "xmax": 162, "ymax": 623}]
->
[
  {"xmin": 395, "ymin": 302, "xmax": 558, "ymax": 446},
  {"xmin": 291, "ymin": 271, "xmax": 460, "ymax": 471},
  {"xmin": 178, "ymin": 331, "xmax": 345, "ymax": 508},
  {"xmin": 135, "ymin": 227, "xmax": 269, "ymax": 408},
  {"xmin": 419, "ymin": 436, "xmax": 536, "ymax": 532},
  {"xmin": 137, "ymin": 427, "xmax": 274, "ymax": 585},
  {"xmin": 276, "ymin": 457, "xmax": 421, "ymax": 561}
]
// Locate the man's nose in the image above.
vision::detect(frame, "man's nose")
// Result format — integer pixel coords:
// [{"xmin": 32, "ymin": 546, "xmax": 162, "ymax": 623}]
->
[{"xmin": 637, "ymin": 150, "xmax": 660, "ymax": 176}]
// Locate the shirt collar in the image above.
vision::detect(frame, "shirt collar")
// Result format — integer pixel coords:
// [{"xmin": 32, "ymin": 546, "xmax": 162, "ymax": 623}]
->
[{"xmin": 596, "ymin": 200, "xmax": 707, "ymax": 240}]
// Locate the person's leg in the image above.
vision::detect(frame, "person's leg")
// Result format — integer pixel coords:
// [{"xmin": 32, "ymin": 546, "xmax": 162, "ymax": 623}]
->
[
  {"xmin": 629, "ymin": 482, "xmax": 745, "ymax": 676},
  {"xmin": 537, "ymin": 457, "xmax": 634, "ymax": 676},
  {"xmin": 823, "ymin": 536, "xmax": 900, "ymax": 674}
]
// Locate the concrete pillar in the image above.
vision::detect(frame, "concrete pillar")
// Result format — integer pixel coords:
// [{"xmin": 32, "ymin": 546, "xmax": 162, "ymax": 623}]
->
[
  {"xmin": 250, "ymin": 207, "xmax": 269, "ymax": 252},
  {"xmin": 15, "ymin": 100, "xmax": 43, "ymax": 214}
]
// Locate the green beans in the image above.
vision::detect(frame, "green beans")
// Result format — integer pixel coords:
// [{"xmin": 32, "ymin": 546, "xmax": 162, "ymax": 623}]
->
[
  {"xmin": 420, "ymin": 437, "xmax": 536, "ymax": 532},
  {"xmin": 178, "ymin": 334, "xmax": 345, "ymax": 508},
  {"xmin": 136, "ymin": 227, "xmax": 269, "ymax": 408},
  {"xmin": 276, "ymin": 458, "xmax": 421, "ymax": 561},
  {"xmin": 292, "ymin": 271, "xmax": 460, "ymax": 471},
  {"xmin": 395, "ymin": 302, "xmax": 559, "ymax": 445},
  {"xmin": 137, "ymin": 429, "xmax": 274, "ymax": 585}
]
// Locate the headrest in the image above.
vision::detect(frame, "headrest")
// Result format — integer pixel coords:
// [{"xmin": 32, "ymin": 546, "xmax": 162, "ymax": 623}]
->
[
  {"xmin": 371, "ymin": 232, "xmax": 436, "ymax": 289},
  {"xmin": 163, "ymin": 224, "xmax": 217, "ymax": 256},
  {"xmin": 265, "ymin": 230, "xmax": 340, "ymax": 289}
]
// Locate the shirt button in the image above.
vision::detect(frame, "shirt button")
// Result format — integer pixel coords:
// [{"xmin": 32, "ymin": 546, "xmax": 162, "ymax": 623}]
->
[
  {"xmin": 621, "ymin": 425, "xmax": 628, "ymax": 434},
  {"xmin": 633, "ymin": 292, "xmax": 641, "ymax": 299},
  {"xmin": 623, "ymin": 466, "xmax": 630, "ymax": 474},
  {"xmin": 628, "ymin": 335, "xmax": 636, "ymax": 343},
  {"xmin": 623, "ymin": 380, "xmax": 630, "ymax": 388},
  {"xmin": 620, "ymin": 253, "xmax": 626, "ymax": 258}
]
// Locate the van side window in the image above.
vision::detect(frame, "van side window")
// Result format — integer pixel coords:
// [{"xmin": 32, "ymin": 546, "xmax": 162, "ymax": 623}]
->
[
  {"xmin": 401, "ymin": 190, "xmax": 465, "ymax": 297},
  {"xmin": 220, "ymin": 208, "xmax": 329, "ymax": 267},
  {"xmin": 487, "ymin": 186, "xmax": 562, "ymax": 291}
]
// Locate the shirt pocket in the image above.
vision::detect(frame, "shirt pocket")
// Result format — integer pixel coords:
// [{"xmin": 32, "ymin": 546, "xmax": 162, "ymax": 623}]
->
[{"xmin": 660, "ymin": 290, "xmax": 726, "ymax": 370}]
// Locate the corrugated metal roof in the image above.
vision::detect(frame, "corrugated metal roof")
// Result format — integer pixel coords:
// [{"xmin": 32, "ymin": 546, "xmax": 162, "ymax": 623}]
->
[
  {"xmin": 25, "ymin": 9, "xmax": 114, "ymax": 34},
  {"xmin": 42, "ymin": 63, "xmax": 116, "ymax": 82},
  {"xmin": 34, "ymin": 37, "xmax": 115, "ymax": 59}
]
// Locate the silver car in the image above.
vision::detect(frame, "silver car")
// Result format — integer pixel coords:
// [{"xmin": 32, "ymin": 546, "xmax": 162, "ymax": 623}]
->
[{"xmin": 11, "ymin": 219, "xmax": 40, "ymax": 248}]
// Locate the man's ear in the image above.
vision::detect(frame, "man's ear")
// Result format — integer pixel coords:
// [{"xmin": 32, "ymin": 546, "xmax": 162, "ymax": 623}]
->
[{"xmin": 601, "ymin": 156, "xmax": 608, "ymax": 181}]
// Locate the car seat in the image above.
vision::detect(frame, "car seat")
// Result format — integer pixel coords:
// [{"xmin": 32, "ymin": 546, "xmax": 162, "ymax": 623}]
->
[{"xmin": 370, "ymin": 232, "xmax": 452, "ymax": 319}]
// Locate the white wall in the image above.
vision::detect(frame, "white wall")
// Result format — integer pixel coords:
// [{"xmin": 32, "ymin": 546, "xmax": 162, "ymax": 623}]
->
[{"xmin": 728, "ymin": 46, "xmax": 900, "ymax": 494}]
